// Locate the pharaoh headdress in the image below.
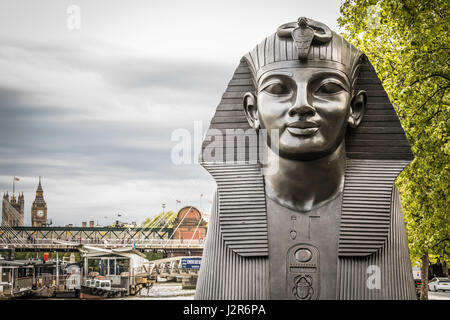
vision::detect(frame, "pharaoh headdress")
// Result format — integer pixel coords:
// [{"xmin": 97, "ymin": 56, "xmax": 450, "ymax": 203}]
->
[{"xmin": 200, "ymin": 17, "xmax": 413, "ymax": 259}]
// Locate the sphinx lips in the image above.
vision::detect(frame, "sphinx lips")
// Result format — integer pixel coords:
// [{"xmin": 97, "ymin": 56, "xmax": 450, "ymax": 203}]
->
[{"xmin": 286, "ymin": 121, "xmax": 320, "ymax": 136}]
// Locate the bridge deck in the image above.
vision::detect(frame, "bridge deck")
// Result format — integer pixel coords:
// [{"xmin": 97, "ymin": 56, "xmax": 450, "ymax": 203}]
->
[{"xmin": 0, "ymin": 239, "xmax": 204, "ymax": 251}]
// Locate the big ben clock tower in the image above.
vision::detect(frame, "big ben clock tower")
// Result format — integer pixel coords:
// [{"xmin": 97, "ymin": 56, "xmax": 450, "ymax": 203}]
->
[{"xmin": 31, "ymin": 177, "xmax": 47, "ymax": 227}]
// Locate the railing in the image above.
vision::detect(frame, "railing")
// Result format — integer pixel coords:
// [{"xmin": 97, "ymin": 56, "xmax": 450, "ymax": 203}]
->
[
  {"xmin": 14, "ymin": 276, "xmax": 33, "ymax": 290},
  {"xmin": 35, "ymin": 273, "xmax": 56, "ymax": 287},
  {"xmin": 0, "ymin": 238, "xmax": 205, "ymax": 247},
  {"xmin": 0, "ymin": 274, "xmax": 80, "ymax": 296},
  {"xmin": 134, "ymin": 259, "xmax": 201, "ymax": 277},
  {"xmin": 34, "ymin": 274, "xmax": 77, "ymax": 289}
]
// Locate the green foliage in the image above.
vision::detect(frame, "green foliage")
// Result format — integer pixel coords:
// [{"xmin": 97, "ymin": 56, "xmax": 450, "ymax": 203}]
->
[
  {"xmin": 143, "ymin": 251, "xmax": 164, "ymax": 261},
  {"xmin": 339, "ymin": 0, "xmax": 449, "ymax": 264},
  {"xmin": 141, "ymin": 210, "xmax": 178, "ymax": 228}
]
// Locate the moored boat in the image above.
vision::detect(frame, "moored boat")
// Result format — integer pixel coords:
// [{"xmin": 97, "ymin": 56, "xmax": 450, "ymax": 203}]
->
[{"xmin": 80, "ymin": 279, "xmax": 127, "ymax": 299}]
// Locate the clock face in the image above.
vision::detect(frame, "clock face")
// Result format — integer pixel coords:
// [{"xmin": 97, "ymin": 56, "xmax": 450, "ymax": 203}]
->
[{"xmin": 37, "ymin": 210, "xmax": 44, "ymax": 218}]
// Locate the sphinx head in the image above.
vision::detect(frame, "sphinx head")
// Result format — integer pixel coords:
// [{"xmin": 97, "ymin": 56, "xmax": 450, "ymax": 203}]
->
[{"xmin": 243, "ymin": 17, "xmax": 367, "ymax": 161}]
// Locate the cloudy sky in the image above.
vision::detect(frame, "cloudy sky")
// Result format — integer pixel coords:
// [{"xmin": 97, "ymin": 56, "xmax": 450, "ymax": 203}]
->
[{"xmin": 0, "ymin": 0, "xmax": 342, "ymax": 226}]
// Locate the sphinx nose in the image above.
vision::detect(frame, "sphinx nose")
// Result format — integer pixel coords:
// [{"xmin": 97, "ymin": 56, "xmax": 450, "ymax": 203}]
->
[
  {"xmin": 288, "ymin": 86, "xmax": 316, "ymax": 118},
  {"xmin": 289, "ymin": 104, "xmax": 316, "ymax": 118}
]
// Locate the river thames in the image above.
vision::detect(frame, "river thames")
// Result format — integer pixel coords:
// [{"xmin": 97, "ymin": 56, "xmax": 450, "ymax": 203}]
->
[{"xmin": 121, "ymin": 283, "xmax": 195, "ymax": 300}]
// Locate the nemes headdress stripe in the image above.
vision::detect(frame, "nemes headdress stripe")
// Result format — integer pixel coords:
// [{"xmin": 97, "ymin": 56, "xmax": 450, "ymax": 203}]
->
[{"xmin": 245, "ymin": 17, "xmax": 363, "ymax": 83}]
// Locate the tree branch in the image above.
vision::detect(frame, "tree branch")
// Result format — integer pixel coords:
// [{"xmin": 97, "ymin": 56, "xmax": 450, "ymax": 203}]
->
[
  {"xmin": 413, "ymin": 85, "xmax": 450, "ymax": 116},
  {"xmin": 410, "ymin": 74, "xmax": 450, "ymax": 86},
  {"xmin": 431, "ymin": 236, "xmax": 450, "ymax": 249}
]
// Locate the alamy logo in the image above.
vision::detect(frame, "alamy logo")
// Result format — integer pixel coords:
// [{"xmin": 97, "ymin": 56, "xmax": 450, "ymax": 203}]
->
[
  {"xmin": 367, "ymin": 5, "xmax": 381, "ymax": 30},
  {"xmin": 170, "ymin": 121, "xmax": 280, "ymax": 175},
  {"xmin": 366, "ymin": 265, "xmax": 381, "ymax": 290},
  {"xmin": 66, "ymin": 5, "xmax": 81, "ymax": 30}
]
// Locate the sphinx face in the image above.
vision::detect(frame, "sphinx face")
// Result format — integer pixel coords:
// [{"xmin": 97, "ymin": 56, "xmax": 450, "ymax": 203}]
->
[{"xmin": 249, "ymin": 67, "xmax": 355, "ymax": 160}]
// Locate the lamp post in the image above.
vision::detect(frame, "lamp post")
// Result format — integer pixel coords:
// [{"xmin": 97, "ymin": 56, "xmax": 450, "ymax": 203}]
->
[
  {"xmin": 117, "ymin": 213, "xmax": 122, "ymax": 227},
  {"xmin": 162, "ymin": 204, "xmax": 167, "ymax": 239},
  {"xmin": 56, "ymin": 251, "xmax": 59, "ymax": 288}
]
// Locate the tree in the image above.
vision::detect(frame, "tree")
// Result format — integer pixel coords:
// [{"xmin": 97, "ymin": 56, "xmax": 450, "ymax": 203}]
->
[
  {"xmin": 339, "ymin": 0, "xmax": 449, "ymax": 299},
  {"xmin": 141, "ymin": 210, "xmax": 177, "ymax": 228}
]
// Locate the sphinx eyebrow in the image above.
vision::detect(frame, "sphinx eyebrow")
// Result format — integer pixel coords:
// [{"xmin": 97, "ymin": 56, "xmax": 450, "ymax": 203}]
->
[
  {"xmin": 312, "ymin": 71, "xmax": 350, "ymax": 89},
  {"xmin": 258, "ymin": 71, "xmax": 293, "ymax": 86}
]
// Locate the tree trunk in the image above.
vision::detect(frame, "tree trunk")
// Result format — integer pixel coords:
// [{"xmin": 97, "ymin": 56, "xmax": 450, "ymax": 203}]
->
[
  {"xmin": 443, "ymin": 260, "xmax": 448, "ymax": 277},
  {"xmin": 420, "ymin": 251, "xmax": 429, "ymax": 300}
]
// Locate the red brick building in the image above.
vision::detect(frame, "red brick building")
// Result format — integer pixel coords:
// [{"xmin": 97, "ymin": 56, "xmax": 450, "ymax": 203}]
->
[{"xmin": 172, "ymin": 206, "xmax": 207, "ymax": 240}]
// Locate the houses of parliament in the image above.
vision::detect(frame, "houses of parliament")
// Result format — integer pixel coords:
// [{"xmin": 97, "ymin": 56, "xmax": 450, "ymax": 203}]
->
[{"xmin": 1, "ymin": 177, "xmax": 48, "ymax": 227}]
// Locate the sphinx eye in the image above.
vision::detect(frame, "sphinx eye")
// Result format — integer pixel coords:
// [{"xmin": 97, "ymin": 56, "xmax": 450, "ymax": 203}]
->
[
  {"xmin": 316, "ymin": 82, "xmax": 345, "ymax": 95},
  {"xmin": 262, "ymin": 82, "xmax": 290, "ymax": 95}
]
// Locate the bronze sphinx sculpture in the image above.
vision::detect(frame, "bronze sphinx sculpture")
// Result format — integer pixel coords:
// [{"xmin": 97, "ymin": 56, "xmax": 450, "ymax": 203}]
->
[{"xmin": 195, "ymin": 17, "xmax": 416, "ymax": 300}]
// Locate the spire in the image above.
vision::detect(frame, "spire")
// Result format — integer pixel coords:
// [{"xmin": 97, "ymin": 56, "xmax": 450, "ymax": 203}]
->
[
  {"xmin": 34, "ymin": 177, "xmax": 45, "ymax": 204},
  {"xmin": 37, "ymin": 176, "xmax": 43, "ymax": 192}
]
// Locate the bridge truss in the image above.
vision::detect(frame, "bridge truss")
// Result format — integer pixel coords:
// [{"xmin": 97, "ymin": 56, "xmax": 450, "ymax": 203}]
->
[{"xmin": 0, "ymin": 226, "xmax": 173, "ymax": 242}]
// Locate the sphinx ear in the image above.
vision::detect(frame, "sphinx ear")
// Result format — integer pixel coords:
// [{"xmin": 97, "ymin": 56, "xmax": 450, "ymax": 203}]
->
[
  {"xmin": 243, "ymin": 92, "xmax": 260, "ymax": 129},
  {"xmin": 348, "ymin": 90, "xmax": 367, "ymax": 128}
]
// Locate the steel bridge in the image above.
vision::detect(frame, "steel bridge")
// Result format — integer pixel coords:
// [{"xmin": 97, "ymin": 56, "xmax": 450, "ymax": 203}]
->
[
  {"xmin": 0, "ymin": 227, "xmax": 203, "ymax": 256},
  {"xmin": 0, "ymin": 226, "xmax": 173, "ymax": 241}
]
